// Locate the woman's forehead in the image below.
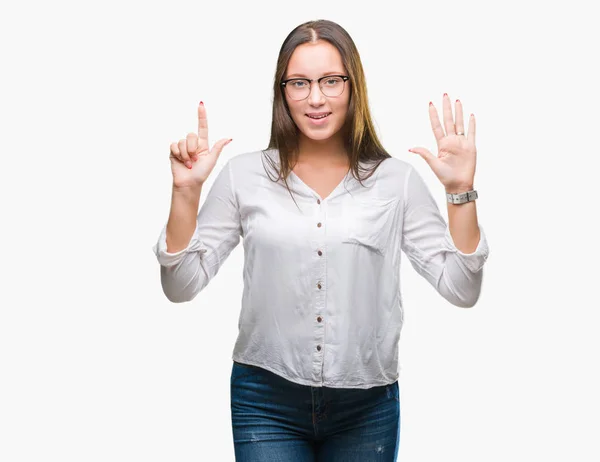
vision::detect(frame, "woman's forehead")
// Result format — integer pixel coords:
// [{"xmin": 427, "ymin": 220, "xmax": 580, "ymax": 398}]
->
[{"xmin": 287, "ymin": 41, "xmax": 344, "ymax": 77}]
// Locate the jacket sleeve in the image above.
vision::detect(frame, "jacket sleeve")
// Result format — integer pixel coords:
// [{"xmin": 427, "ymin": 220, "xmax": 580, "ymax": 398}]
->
[
  {"xmin": 152, "ymin": 160, "xmax": 242, "ymax": 303},
  {"xmin": 400, "ymin": 165, "xmax": 490, "ymax": 308}
]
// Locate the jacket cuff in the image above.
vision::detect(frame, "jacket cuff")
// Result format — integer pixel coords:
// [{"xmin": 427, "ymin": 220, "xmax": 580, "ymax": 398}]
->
[
  {"xmin": 152, "ymin": 223, "xmax": 208, "ymax": 267},
  {"xmin": 443, "ymin": 223, "xmax": 490, "ymax": 273}
]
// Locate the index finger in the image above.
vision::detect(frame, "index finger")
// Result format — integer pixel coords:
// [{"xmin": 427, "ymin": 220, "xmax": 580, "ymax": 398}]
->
[
  {"xmin": 197, "ymin": 101, "xmax": 209, "ymax": 151},
  {"xmin": 428, "ymin": 102, "xmax": 444, "ymax": 144}
]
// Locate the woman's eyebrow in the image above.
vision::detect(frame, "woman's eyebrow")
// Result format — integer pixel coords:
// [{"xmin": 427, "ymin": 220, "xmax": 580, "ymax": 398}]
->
[{"xmin": 286, "ymin": 71, "xmax": 345, "ymax": 78}]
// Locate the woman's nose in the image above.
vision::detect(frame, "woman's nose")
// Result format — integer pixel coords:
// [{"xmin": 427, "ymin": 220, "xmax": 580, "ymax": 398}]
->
[{"xmin": 307, "ymin": 82, "xmax": 325, "ymax": 105}]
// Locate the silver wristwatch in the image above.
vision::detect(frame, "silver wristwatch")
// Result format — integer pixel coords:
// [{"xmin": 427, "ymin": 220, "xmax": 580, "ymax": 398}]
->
[{"xmin": 446, "ymin": 189, "xmax": 478, "ymax": 204}]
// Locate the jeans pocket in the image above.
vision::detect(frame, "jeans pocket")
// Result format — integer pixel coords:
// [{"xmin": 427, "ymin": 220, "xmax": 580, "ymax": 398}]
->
[
  {"xmin": 230, "ymin": 361, "xmax": 260, "ymax": 386},
  {"xmin": 386, "ymin": 381, "xmax": 400, "ymax": 402}
]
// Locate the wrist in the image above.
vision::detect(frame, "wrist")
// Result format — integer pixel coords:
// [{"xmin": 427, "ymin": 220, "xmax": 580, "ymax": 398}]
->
[
  {"xmin": 445, "ymin": 184, "xmax": 474, "ymax": 194},
  {"xmin": 173, "ymin": 182, "xmax": 203, "ymax": 194},
  {"xmin": 172, "ymin": 184, "xmax": 203, "ymax": 206}
]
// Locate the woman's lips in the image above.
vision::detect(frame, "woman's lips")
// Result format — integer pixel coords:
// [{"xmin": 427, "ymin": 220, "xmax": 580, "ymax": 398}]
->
[{"xmin": 306, "ymin": 113, "xmax": 331, "ymax": 125}]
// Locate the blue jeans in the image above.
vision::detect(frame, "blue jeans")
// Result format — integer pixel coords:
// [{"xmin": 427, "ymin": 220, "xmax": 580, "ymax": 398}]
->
[{"xmin": 230, "ymin": 361, "xmax": 400, "ymax": 461}]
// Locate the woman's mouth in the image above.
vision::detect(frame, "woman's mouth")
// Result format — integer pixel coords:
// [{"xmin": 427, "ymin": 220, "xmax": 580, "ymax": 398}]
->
[{"xmin": 306, "ymin": 112, "xmax": 331, "ymax": 125}]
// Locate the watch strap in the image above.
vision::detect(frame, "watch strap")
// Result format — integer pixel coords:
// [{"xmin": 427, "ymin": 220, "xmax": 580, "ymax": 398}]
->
[{"xmin": 446, "ymin": 189, "xmax": 478, "ymax": 204}]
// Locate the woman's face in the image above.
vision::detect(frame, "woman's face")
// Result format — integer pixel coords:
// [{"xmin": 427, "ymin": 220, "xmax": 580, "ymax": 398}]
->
[{"xmin": 283, "ymin": 40, "xmax": 351, "ymax": 143}]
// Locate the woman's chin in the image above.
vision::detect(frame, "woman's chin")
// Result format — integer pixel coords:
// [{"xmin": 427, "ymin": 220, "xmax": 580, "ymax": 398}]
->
[{"xmin": 300, "ymin": 127, "xmax": 335, "ymax": 142}]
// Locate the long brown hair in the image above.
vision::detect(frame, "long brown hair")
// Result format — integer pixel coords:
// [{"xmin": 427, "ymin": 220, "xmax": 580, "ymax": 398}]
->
[{"xmin": 262, "ymin": 19, "xmax": 391, "ymax": 200}]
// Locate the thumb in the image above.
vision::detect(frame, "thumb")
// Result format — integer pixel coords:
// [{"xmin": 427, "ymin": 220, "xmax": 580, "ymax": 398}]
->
[
  {"xmin": 408, "ymin": 147, "xmax": 436, "ymax": 166},
  {"xmin": 210, "ymin": 138, "xmax": 233, "ymax": 159}
]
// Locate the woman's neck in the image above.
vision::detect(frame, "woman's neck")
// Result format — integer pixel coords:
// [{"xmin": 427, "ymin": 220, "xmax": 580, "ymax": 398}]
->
[{"xmin": 296, "ymin": 134, "xmax": 348, "ymax": 167}]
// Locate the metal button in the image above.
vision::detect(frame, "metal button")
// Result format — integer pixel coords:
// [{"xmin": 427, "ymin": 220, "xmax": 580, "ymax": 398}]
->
[
  {"xmin": 317, "ymin": 250, "xmax": 322, "ymax": 256},
  {"xmin": 317, "ymin": 222, "xmax": 322, "ymax": 228},
  {"xmin": 317, "ymin": 283, "xmax": 322, "ymax": 289},
  {"xmin": 317, "ymin": 316, "xmax": 322, "ymax": 322},
  {"xmin": 317, "ymin": 199, "xmax": 321, "ymax": 204},
  {"xmin": 317, "ymin": 345, "xmax": 322, "ymax": 351}
]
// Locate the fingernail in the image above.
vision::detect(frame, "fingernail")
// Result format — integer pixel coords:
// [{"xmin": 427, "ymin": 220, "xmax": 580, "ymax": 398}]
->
[
  {"xmin": 443, "ymin": 93, "xmax": 448, "ymax": 97},
  {"xmin": 199, "ymin": 101, "xmax": 204, "ymax": 106},
  {"xmin": 185, "ymin": 161, "xmax": 192, "ymax": 169},
  {"xmin": 429, "ymin": 102, "xmax": 433, "ymax": 106},
  {"xmin": 226, "ymin": 138, "xmax": 233, "ymax": 145},
  {"xmin": 456, "ymin": 99, "xmax": 460, "ymax": 103}
]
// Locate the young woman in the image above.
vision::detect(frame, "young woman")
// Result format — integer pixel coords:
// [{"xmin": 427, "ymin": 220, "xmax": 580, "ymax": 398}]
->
[{"xmin": 153, "ymin": 19, "xmax": 489, "ymax": 462}]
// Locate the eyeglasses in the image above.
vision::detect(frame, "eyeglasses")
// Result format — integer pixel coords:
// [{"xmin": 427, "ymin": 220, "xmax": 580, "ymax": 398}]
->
[{"xmin": 280, "ymin": 75, "xmax": 350, "ymax": 101}]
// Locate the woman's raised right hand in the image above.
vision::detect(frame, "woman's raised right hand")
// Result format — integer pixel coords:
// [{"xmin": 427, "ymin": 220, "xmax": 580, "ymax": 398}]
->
[{"xmin": 169, "ymin": 101, "xmax": 232, "ymax": 189}]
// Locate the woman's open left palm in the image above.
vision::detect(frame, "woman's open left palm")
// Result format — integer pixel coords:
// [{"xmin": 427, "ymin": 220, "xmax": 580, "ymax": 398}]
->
[{"xmin": 409, "ymin": 93, "xmax": 477, "ymax": 192}]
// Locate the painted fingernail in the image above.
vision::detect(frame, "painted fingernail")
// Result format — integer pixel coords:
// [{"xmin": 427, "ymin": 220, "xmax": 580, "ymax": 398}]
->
[
  {"xmin": 456, "ymin": 99, "xmax": 460, "ymax": 103},
  {"xmin": 444, "ymin": 93, "xmax": 448, "ymax": 97},
  {"xmin": 429, "ymin": 102, "xmax": 433, "ymax": 106},
  {"xmin": 199, "ymin": 101, "xmax": 204, "ymax": 106}
]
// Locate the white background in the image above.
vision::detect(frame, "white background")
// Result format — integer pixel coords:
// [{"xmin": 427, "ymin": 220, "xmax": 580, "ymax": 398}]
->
[{"xmin": 1, "ymin": 0, "xmax": 599, "ymax": 460}]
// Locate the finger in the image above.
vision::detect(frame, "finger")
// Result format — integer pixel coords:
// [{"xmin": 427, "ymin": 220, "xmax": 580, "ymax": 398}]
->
[
  {"xmin": 186, "ymin": 132, "xmax": 199, "ymax": 161},
  {"xmin": 455, "ymin": 99, "xmax": 465, "ymax": 136},
  {"xmin": 408, "ymin": 147, "xmax": 436, "ymax": 167},
  {"xmin": 428, "ymin": 102, "xmax": 445, "ymax": 144},
  {"xmin": 442, "ymin": 93, "xmax": 455, "ymax": 136},
  {"xmin": 468, "ymin": 113, "xmax": 476, "ymax": 145},
  {"xmin": 197, "ymin": 101, "xmax": 209, "ymax": 152},
  {"xmin": 210, "ymin": 138, "xmax": 233, "ymax": 160},
  {"xmin": 170, "ymin": 142, "xmax": 182, "ymax": 162},
  {"xmin": 178, "ymin": 139, "xmax": 192, "ymax": 169}
]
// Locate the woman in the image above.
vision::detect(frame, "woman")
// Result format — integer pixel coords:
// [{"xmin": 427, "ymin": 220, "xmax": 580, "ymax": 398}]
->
[{"xmin": 153, "ymin": 19, "xmax": 489, "ymax": 462}]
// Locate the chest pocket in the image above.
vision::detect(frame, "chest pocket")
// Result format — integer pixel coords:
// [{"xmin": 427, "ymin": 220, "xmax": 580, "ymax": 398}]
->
[{"xmin": 341, "ymin": 197, "xmax": 399, "ymax": 256}]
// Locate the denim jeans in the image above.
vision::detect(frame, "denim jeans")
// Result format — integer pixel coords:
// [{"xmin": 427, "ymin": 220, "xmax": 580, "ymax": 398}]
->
[{"xmin": 230, "ymin": 361, "xmax": 401, "ymax": 461}]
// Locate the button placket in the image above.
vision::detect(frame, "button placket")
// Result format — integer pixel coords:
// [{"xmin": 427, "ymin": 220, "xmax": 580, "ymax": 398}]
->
[{"xmin": 313, "ymin": 196, "xmax": 326, "ymax": 381}]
